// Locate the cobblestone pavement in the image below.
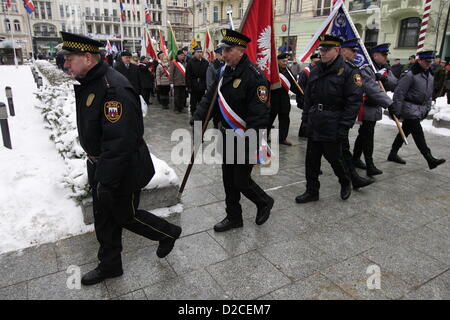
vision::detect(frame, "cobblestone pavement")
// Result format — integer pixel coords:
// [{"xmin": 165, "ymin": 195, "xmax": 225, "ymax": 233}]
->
[{"xmin": 1, "ymin": 98, "xmax": 449, "ymax": 300}]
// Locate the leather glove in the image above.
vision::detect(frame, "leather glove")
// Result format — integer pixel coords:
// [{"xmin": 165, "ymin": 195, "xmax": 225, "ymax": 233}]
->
[
  {"xmin": 387, "ymin": 104, "xmax": 398, "ymax": 119},
  {"xmin": 375, "ymin": 73, "xmax": 388, "ymax": 83},
  {"xmin": 97, "ymin": 183, "xmax": 115, "ymax": 210},
  {"xmin": 338, "ymin": 126, "xmax": 349, "ymax": 142}
]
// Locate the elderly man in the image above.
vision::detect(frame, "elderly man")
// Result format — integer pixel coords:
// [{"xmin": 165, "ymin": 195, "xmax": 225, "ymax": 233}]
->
[
  {"xmin": 193, "ymin": 29, "xmax": 274, "ymax": 232},
  {"xmin": 388, "ymin": 50, "xmax": 446, "ymax": 170},
  {"xmin": 186, "ymin": 45, "xmax": 209, "ymax": 117},
  {"xmin": 114, "ymin": 51, "xmax": 142, "ymax": 95},
  {"xmin": 61, "ymin": 32, "xmax": 182, "ymax": 285}
]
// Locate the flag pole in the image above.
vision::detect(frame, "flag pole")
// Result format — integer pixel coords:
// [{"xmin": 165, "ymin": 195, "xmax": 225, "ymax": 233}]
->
[{"xmin": 26, "ymin": 11, "xmax": 35, "ymax": 60}]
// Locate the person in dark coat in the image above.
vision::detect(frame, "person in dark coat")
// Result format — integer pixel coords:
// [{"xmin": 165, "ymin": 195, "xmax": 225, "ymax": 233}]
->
[
  {"xmin": 297, "ymin": 53, "xmax": 320, "ymax": 137},
  {"xmin": 114, "ymin": 51, "xmax": 142, "ymax": 95},
  {"xmin": 56, "ymin": 50, "xmax": 65, "ymax": 70},
  {"xmin": 269, "ymin": 52, "xmax": 302, "ymax": 146},
  {"xmin": 193, "ymin": 29, "xmax": 274, "ymax": 233},
  {"xmin": 60, "ymin": 32, "xmax": 182, "ymax": 286},
  {"xmin": 352, "ymin": 43, "xmax": 398, "ymax": 176},
  {"xmin": 186, "ymin": 45, "xmax": 209, "ymax": 117},
  {"xmin": 388, "ymin": 51, "xmax": 446, "ymax": 170},
  {"xmin": 206, "ymin": 47, "xmax": 225, "ymax": 92},
  {"xmin": 296, "ymin": 35, "xmax": 363, "ymax": 204},
  {"xmin": 138, "ymin": 56, "xmax": 154, "ymax": 104},
  {"xmin": 391, "ymin": 59, "xmax": 403, "ymax": 79}
]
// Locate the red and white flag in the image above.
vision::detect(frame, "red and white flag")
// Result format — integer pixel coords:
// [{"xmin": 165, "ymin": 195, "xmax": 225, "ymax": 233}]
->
[
  {"xmin": 146, "ymin": 30, "xmax": 157, "ymax": 60},
  {"xmin": 239, "ymin": 0, "xmax": 280, "ymax": 89},
  {"xmin": 204, "ymin": 29, "xmax": 215, "ymax": 62},
  {"xmin": 159, "ymin": 29, "xmax": 168, "ymax": 57},
  {"xmin": 6, "ymin": 0, "xmax": 12, "ymax": 9}
]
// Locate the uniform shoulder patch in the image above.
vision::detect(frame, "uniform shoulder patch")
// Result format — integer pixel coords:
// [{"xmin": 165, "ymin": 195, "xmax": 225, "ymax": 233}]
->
[
  {"xmin": 353, "ymin": 73, "xmax": 363, "ymax": 87},
  {"xmin": 257, "ymin": 85, "xmax": 268, "ymax": 103},
  {"xmin": 104, "ymin": 100, "xmax": 122, "ymax": 123}
]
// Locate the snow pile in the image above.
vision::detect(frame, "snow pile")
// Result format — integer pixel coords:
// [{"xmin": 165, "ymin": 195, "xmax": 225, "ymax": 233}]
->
[
  {"xmin": 432, "ymin": 97, "xmax": 450, "ymax": 122},
  {"xmin": 0, "ymin": 65, "xmax": 93, "ymax": 254}
]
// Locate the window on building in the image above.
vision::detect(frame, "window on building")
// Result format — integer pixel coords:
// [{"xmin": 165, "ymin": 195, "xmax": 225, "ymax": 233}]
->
[
  {"xmin": 65, "ymin": 5, "xmax": 69, "ymax": 17},
  {"xmin": 297, "ymin": 0, "xmax": 303, "ymax": 12},
  {"xmin": 85, "ymin": 7, "xmax": 90, "ymax": 17},
  {"xmin": 124, "ymin": 27, "xmax": 127, "ymax": 36},
  {"xmin": 284, "ymin": 0, "xmax": 289, "ymax": 14},
  {"xmin": 158, "ymin": 12, "xmax": 161, "ymax": 22},
  {"xmin": 87, "ymin": 24, "xmax": 93, "ymax": 33},
  {"xmin": 95, "ymin": 8, "xmax": 100, "ymax": 16},
  {"xmin": 315, "ymin": 0, "xmax": 331, "ymax": 16},
  {"xmin": 172, "ymin": 0, "xmax": 177, "ymax": 6},
  {"xmin": 39, "ymin": 2, "xmax": 46, "ymax": 19},
  {"xmin": 138, "ymin": 28, "xmax": 141, "ymax": 37},
  {"xmin": 114, "ymin": 25, "xmax": 119, "ymax": 34},
  {"xmin": 104, "ymin": 25, "xmax": 110, "ymax": 34},
  {"xmin": 364, "ymin": 27, "xmax": 378, "ymax": 48},
  {"xmin": 239, "ymin": 2, "xmax": 243, "ymax": 18},
  {"xmin": 13, "ymin": 19, "xmax": 20, "ymax": 31},
  {"xmin": 127, "ymin": 10, "xmax": 131, "ymax": 20},
  {"xmin": 104, "ymin": 9, "xmax": 108, "ymax": 16},
  {"xmin": 59, "ymin": 5, "xmax": 64, "ymax": 18},
  {"xmin": 137, "ymin": 11, "xmax": 140, "ymax": 21},
  {"xmin": 398, "ymin": 17, "xmax": 421, "ymax": 48},
  {"xmin": 46, "ymin": 2, "xmax": 52, "ymax": 19},
  {"xmin": 184, "ymin": 0, "xmax": 188, "ymax": 8},
  {"xmin": 96, "ymin": 24, "xmax": 102, "ymax": 34},
  {"xmin": 4, "ymin": 19, "xmax": 10, "ymax": 31},
  {"xmin": 203, "ymin": 7, "xmax": 207, "ymax": 24}
]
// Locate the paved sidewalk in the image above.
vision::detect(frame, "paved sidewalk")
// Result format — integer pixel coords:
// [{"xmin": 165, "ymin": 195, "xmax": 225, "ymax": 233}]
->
[{"xmin": 1, "ymin": 101, "xmax": 449, "ymax": 300}]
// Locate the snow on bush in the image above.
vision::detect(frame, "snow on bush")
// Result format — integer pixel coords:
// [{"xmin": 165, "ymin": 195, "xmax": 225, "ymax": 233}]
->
[{"xmin": 33, "ymin": 61, "xmax": 178, "ymax": 205}]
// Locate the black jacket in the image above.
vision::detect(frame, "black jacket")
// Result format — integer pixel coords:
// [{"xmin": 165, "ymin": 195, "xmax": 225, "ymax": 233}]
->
[
  {"xmin": 74, "ymin": 62, "xmax": 154, "ymax": 193},
  {"xmin": 271, "ymin": 66, "xmax": 302, "ymax": 110},
  {"xmin": 138, "ymin": 62, "xmax": 154, "ymax": 89},
  {"xmin": 186, "ymin": 57, "xmax": 209, "ymax": 93},
  {"xmin": 114, "ymin": 61, "xmax": 142, "ymax": 95},
  {"xmin": 302, "ymin": 55, "xmax": 363, "ymax": 141}
]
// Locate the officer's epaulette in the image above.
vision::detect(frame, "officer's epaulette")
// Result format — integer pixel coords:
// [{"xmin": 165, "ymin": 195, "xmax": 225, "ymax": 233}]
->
[
  {"xmin": 249, "ymin": 63, "xmax": 262, "ymax": 76},
  {"xmin": 345, "ymin": 60, "xmax": 357, "ymax": 68}
]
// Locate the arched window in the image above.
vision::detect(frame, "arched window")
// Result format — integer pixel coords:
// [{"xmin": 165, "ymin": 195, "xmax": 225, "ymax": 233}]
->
[
  {"xmin": 4, "ymin": 19, "xmax": 10, "ymax": 31},
  {"xmin": 398, "ymin": 17, "xmax": 421, "ymax": 48},
  {"xmin": 14, "ymin": 20, "xmax": 20, "ymax": 32}
]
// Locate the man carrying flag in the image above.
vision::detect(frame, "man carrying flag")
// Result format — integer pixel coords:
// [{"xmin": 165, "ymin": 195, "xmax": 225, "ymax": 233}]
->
[{"xmin": 192, "ymin": 29, "xmax": 274, "ymax": 232}]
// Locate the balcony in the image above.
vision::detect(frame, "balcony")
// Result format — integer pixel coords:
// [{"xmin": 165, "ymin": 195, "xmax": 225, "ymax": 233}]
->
[
  {"xmin": 34, "ymin": 31, "xmax": 58, "ymax": 37},
  {"xmin": 382, "ymin": 0, "xmax": 424, "ymax": 15},
  {"xmin": 349, "ymin": 0, "xmax": 381, "ymax": 12}
]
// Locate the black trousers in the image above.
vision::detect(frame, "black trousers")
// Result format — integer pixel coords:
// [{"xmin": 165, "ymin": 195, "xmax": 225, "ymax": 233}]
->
[
  {"xmin": 190, "ymin": 90, "xmax": 205, "ymax": 116},
  {"xmin": 391, "ymin": 118, "xmax": 430, "ymax": 156},
  {"xmin": 305, "ymin": 139, "xmax": 350, "ymax": 195},
  {"xmin": 222, "ymin": 164, "xmax": 272, "ymax": 222},
  {"xmin": 269, "ymin": 102, "xmax": 291, "ymax": 142},
  {"xmin": 141, "ymin": 88, "xmax": 151, "ymax": 104},
  {"xmin": 174, "ymin": 86, "xmax": 187, "ymax": 111},
  {"xmin": 341, "ymin": 135, "xmax": 356, "ymax": 173},
  {"xmin": 353, "ymin": 120, "xmax": 376, "ymax": 162},
  {"xmin": 87, "ymin": 161, "xmax": 180, "ymax": 273}
]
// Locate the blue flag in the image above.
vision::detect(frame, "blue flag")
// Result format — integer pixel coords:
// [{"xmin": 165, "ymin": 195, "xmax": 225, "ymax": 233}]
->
[{"xmin": 330, "ymin": 7, "xmax": 370, "ymax": 67}]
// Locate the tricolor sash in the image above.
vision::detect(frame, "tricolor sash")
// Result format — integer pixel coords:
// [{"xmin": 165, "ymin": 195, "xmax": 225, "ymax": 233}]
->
[
  {"xmin": 173, "ymin": 60, "xmax": 186, "ymax": 76},
  {"xmin": 217, "ymin": 77, "xmax": 272, "ymax": 165}
]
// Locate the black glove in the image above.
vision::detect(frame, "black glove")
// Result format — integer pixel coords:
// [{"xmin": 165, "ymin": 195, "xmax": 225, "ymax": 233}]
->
[
  {"xmin": 338, "ymin": 126, "xmax": 349, "ymax": 142},
  {"xmin": 97, "ymin": 183, "xmax": 115, "ymax": 210},
  {"xmin": 387, "ymin": 104, "xmax": 398, "ymax": 119},
  {"xmin": 375, "ymin": 73, "xmax": 388, "ymax": 83}
]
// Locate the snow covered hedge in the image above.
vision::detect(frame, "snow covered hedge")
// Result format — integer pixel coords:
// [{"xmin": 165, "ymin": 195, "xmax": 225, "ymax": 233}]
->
[{"xmin": 33, "ymin": 61, "xmax": 178, "ymax": 206}]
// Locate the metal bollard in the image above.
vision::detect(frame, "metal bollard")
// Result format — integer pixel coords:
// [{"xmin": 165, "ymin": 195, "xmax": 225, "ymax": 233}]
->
[
  {"xmin": 37, "ymin": 76, "xmax": 43, "ymax": 89},
  {"xmin": 5, "ymin": 87, "xmax": 15, "ymax": 117},
  {"xmin": 0, "ymin": 102, "xmax": 12, "ymax": 149}
]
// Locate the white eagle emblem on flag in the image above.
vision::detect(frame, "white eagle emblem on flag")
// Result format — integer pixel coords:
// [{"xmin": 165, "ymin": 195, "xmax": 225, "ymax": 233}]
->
[{"xmin": 256, "ymin": 26, "xmax": 272, "ymax": 75}]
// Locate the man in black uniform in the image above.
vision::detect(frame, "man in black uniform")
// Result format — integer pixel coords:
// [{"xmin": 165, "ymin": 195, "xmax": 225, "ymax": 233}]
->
[
  {"xmin": 60, "ymin": 32, "xmax": 182, "ymax": 285},
  {"xmin": 186, "ymin": 45, "xmax": 209, "ymax": 117},
  {"xmin": 193, "ymin": 29, "xmax": 274, "ymax": 232},
  {"xmin": 269, "ymin": 52, "xmax": 302, "ymax": 146},
  {"xmin": 296, "ymin": 35, "xmax": 363, "ymax": 203}
]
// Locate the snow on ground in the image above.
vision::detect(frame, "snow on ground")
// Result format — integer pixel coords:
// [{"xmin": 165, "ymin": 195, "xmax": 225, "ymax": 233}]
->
[{"xmin": 0, "ymin": 66, "xmax": 93, "ymax": 254}]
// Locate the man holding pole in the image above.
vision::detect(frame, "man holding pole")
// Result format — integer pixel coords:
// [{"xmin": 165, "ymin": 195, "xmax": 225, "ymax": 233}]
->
[{"xmin": 192, "ymin": 29, "xmax": 274, "ymax": 232}]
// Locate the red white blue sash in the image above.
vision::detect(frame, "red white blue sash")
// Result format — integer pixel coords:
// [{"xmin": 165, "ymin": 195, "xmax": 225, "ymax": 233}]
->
[{"xmin": 217, "ymin": 77, "xmax": 271, "ymax": 165}]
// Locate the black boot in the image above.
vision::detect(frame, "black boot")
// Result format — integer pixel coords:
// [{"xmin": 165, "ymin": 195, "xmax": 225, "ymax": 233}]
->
[
  {"xmin": 387, "ymin": 152, "xmax": 406, "ymax": 164},
  {"xmin": 214, "ymin": 217, "xmax": 243, "ymax": 232},
  {"xmin": 156, "ymin": 225, "xmax": 182, "ymax": 258},
  {"xmin": 352, "ymin": 158, "xmax": 367, "ymax": 170},
  {"xmin": 295, "ymin": 191, "xmax": 319, "ymax": 204},
  {"xmin": 340, "ymin": 181, "xmax": 351, "ymax": 200},
  {"xmin": 424, "ymin": 152, "xmax": 446, "ymax": 170},
  {"xmin": 255, "ymin": 197, "xmax": 274, "ymax": 225},
  {"xmin": 351, "ymin": 170, "xmax": 374, "ymax": 190},
  {"xmin": 366, "ymin": 158, "xmax": 383, "ymax": 176},
  {"xmin": 81, "ymin": 267, "xmax": 123, "ymax": 286}
]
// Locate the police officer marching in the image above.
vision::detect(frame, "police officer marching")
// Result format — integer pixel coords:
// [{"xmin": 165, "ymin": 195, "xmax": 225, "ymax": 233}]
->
[
  {"xmin": 60, "ymin": 32, "xmax": 182, "ymax": 286},
  {"xmin": 193, "ymin": 29, "xmax": 274, "ymax": 232},
  {"xmin": 387, "ymin": 50, "xmax": 446, "ymax": 170},
  {"xmin": 352, "ymin": 43, "xmax": 398, "ymax": 176},
  {"xmin": 296, "ymin": 35, "xmax": 363, "ymax": 204}
]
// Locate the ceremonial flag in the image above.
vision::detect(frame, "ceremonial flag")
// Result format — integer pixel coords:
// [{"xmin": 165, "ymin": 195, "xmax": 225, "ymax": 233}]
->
[
  {"xmin": 105, "ymin": 40, "xmax": 113, "ymax": 56},
  {"xmin": 23, "ymin": 0, "xmax": 36, "ymax": 13},
  {"xmin": 167, "ymin": 22, "xmax": 178, "ymax": 60},
  {"xmin": 159, "ymin": 29, "xmax": 168, "ymax": 57},
  {"xmin": 146, "ymin": 30, "xmax": 157, "ymax": 60},
  {"xmin": 204, "ymin": 29, "xmax": 215, "ymax": 62},
  {"xmin": 6, "ymin": 0, "xmax": 12, "ymax": 9},
  {"xmin": 119, "ymin": 0, "xmax": 126, "ymax": 22},
  {"xmin": 239, "ymin": 0, "xmax": 280, "ymax": 89},
  {"xmin": 145, "ymin": 6, "xmax": 152, "ymax": 24}
]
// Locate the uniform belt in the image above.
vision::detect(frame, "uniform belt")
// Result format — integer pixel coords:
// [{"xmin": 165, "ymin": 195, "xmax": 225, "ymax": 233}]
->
[
  {"xmin": 87, "ymin": 155, "xmax": 99, "ymax": 164},
  {"xmin": 313, "ymin": 104, "xmax": 342, "ymax": 111}
]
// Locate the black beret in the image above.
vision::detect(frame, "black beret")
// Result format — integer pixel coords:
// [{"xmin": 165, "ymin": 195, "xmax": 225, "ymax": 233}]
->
[{"xmin": 277, "ymin": 52, "xmax": 289, "ymax": 59}]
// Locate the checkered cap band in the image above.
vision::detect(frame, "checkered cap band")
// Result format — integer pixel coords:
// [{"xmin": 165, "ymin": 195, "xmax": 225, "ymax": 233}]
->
[{"xmin": 63, "ymin": 41, "xmax": 100, "ymax": 53}]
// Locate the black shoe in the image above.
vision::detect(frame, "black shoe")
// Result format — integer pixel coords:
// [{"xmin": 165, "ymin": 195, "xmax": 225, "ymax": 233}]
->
[
  {"xmin": 255, "ymin": 197, "xmax": 274, "ymax": 225},
  {"xmin": 156, "ymin": 225, "xmax": 182, "ymax": 258},
  {"xmin": 81, "ymin": 268, "xmax": 123, "ymax": 286},
  {"xmin": 387, "ymin": 152, "xmax": 406, "ymax": 164},
  {"xmin": 295, "ymin": 191, "xmax": 319, "ymax": 204},
  {"xmin": 351, "ymin": 173, "xmax": 374, "ymax": 190},
  {"xmin": 366, "ymin": 159, "xmax": 383, "ymax": 176},
  {"xmin": 213, "ymin": 218, "xmax": 243, "ymax": 232},
  {"xmin": 352, "ymin": 158, "xmax": 367, "ymax": 170},
  {"xmin": 340, "ymin": 182, "xmax": 351, "ymax": 200},
  {"xmin": 424, "ymin": 153, "xmax": 446, "ymax": 170}
]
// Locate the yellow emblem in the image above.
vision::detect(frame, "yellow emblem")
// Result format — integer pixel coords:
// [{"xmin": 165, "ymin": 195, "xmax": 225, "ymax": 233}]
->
[
  {"xmin": 86, "ymin": 93, "xmax": 95, "ymax": 107},
  {"xmin": 233, "ymin": 79, "xmax": 241, "ymax": 88},
  {"xmin": 337, "ymin": 67, "xmax": 345, "ymax": 76},
  {"xmin": 104, "ymin": 101, "xmax": 122, "ymax": 123},
  {"xmin": 257, "ymin": 86, "xmax": 268, "ymax": 103},
  {"xmin": 353, "ymin": 73, "xmax": 363, "ymax": 87}
]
